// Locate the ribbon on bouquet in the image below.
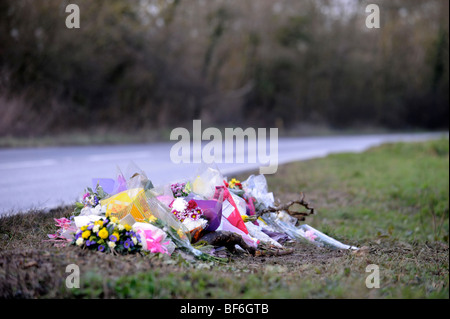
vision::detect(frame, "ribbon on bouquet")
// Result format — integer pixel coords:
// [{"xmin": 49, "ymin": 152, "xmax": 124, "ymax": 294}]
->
[{"xmin": 139, "ymin": 229, "xmax": 171, "ymax": 254}]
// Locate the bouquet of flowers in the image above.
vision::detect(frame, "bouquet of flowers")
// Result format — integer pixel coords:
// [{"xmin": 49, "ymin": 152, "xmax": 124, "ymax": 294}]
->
[
  {"xmin": 72, "ymin": 216, "xmax": 143, "ymax": 255},
  {"xmin": 170, "ymin": 197, "xmax": 209, "ymax": 242},
  {"xmin": 74, "ymin": 183, "xmax": 109, "ymax": 216},
  {"xmin": 144, "ymin": 191, "xmax": 228, "ymax": 262},
  {"xmin": 171, "ymin": 182, "xmax": 192, "ymax": 198},
  {"xmin": 225, "ymin": 178, "xmax": 246, "ymax": 198},
  {"xmin": 171, "ymin": 198, "xmax": 204, "ymax": 223}
]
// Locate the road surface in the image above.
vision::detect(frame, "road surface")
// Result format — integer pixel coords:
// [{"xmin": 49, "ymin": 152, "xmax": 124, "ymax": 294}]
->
[{"xmin": 0, "ymin": 132, "xmax": 446, "ymax": 215}]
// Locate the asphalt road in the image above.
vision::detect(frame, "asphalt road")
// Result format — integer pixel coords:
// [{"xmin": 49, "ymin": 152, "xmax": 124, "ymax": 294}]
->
[{"xmin": 0, "ymin": 132, "xmax": 446, "ymax": 215}]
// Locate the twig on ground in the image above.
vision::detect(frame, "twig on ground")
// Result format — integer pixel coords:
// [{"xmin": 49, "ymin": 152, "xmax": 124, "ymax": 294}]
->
[{"xmin": 256, "ymin": 192, "xmax": 315, "ymax": 221}]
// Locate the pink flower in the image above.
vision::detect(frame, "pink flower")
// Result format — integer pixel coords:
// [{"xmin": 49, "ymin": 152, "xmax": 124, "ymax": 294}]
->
[{"xmin": 305, "ymin": 230, "xmax": 318, "ymax": 242}]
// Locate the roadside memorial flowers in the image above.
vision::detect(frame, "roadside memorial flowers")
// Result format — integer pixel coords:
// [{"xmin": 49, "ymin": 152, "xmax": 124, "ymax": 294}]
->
[
  {"xmin": 72, "ymin": 217, "xmax": 143, "ymax": 255},
  {"xmin": 171, "ymin": 198, "xmax": 205, "ymax": 225},
  {"xmin": 47, "ymin": 163, "xmax": 358, "ymax": 262},
  {"xmin": 74, "ymin": 183, "xmax": 109, "ymax": 216},
  {"xmin": 171, "ymin": 182, "xmax": 191, "ymax": 198}
]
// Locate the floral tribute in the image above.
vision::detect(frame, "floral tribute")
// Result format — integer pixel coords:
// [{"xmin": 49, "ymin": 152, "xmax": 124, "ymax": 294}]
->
[
  {"xmin": 74, "ymin": 183, "xmax": 109, "ymax": 215},
  {"xmin": 171, "ymin": 198, "xmax": 203, "ymax": 222},
  {"xmin": 46, "ymin": 163, "xmax": 358, "ymax": 262},
  {"xmin": 171, "ymin": 182, "xmax": 191, "ymax": 198},
  {"xmin": 73, "ymin": 217, "xmax": 142, "ymax": 254}
]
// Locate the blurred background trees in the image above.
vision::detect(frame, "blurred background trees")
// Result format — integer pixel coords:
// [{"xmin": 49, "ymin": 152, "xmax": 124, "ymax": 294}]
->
[{"xmin": 0, "ymin": 0, "xmax": 448, "ymax": 137}]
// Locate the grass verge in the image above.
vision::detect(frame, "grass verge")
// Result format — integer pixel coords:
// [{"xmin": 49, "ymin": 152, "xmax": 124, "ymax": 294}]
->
[{"xmin": 0, "ymin": 138, "xmax": 448, "ymax": 298}]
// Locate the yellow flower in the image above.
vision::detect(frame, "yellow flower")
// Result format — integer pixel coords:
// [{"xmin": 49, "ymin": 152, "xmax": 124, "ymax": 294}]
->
[
  {"xmin": 124, "ymin": 224, "xmax": 132, "ymax": 231},
  {"xmin": 229, "ymin": 178, "xmax": 240, "ymax": 188},
  {"xmin": 241, "ymin": 215, "xmax": 249, "ymax": 223},
  {"xmin": 95, "ymin": 220, "xmax": 103, "ymax": 227},
  {"xmin": 110, "ymin": 217, "xmax": 119, "ymax": 224},
  {"xmin": 98, "ymin": 227, "xmax": 109, "ymax": 239},
  {"xmin": 177, "ymin": 228, "xmax": 187, "ymax": 240},
  {"xmin": 82, "ymin": 230, "xmax": 91, "ymax": 239},
  {"xmin": 147, "ymin": 215, "xmax": 157, "ymax": 223},
  {"xmin": 112, "ymin": 232, "xmax": 120, "ymax": 240},
  {"xmin": 80, "ymin": 225, "xmax": 87, "ymax": 231}
]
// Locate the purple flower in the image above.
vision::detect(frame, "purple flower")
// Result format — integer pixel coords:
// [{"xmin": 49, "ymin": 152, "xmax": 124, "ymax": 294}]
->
[
  {"xmin": 98, "ymin": 245, "xmax": 105, "ymax": 252},
  {"xmin": 87, "ymin": 224, "xmax": 94, "ymax": 230},
  {"xmin": 109, "ymin": 234, "xmax": 118, "ymax": 242},
  {"xmin": 86, "ymin": 240, "xmax": 92, "ymax": 246},
  {"xmin": 171, "ymin": 182, "xmax": 187, "ymax": 197},
  {"xmin": 124, "ymin": 240, "xmax": 131, "ymax": 249}
]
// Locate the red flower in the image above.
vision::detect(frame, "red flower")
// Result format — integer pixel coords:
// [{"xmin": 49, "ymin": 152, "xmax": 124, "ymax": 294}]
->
[{"xmin": 187, "ymin": 199, "xmax": 198, "ymax": 210}]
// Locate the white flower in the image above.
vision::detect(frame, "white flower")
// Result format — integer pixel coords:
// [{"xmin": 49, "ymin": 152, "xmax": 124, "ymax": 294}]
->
[
  {"xmin": 182, "ymin": 218, "xmax": 208, "ymax": 232},
  {"xmin": 118, "ymin": 224, "xmax": 125, "ymax": 231},
  {"xmin": 172, "ymin": 198, "xmax": 188, "ymax": 213},
  {"xmin": 76, "ymin": 238, "xmax": 84, "ymax": 246},
  {"xmin": 93, "ymin": 225, "xmax": 100, "ymax": 233},
  {"xmin": 108, "ymin": 241, "xmax": 116, "ymax": 249},
  {"xmin": 132, "ymin": 237, "xmax": 137, "ymax": 245}
]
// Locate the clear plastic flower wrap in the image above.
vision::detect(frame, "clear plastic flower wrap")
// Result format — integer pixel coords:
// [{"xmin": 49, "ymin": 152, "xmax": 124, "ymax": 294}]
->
[
  {"xmin": 192, "ymin": 165, "xmax": 224, "ymax": 199},
  {"xmin": 297, "ymin": 224, "xmax": 358, "ymax": 250},
  {"xmin": 261, "ymin": 211, "xmax": 358, "ymax": 250},
  {"xmin": 124, "ymin": 161, "xmax": 154, "ymax": 191},
  {"xmin": 244, "ymin": 221, "xmax": 283, "ymax": 248},
  {"xmin": 242, "ymin": 174, "xmax": 275, "ymax": 211},
  {"xmin": 144, "ymin": 190, "xmax": 228, "ymax": 262}
]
